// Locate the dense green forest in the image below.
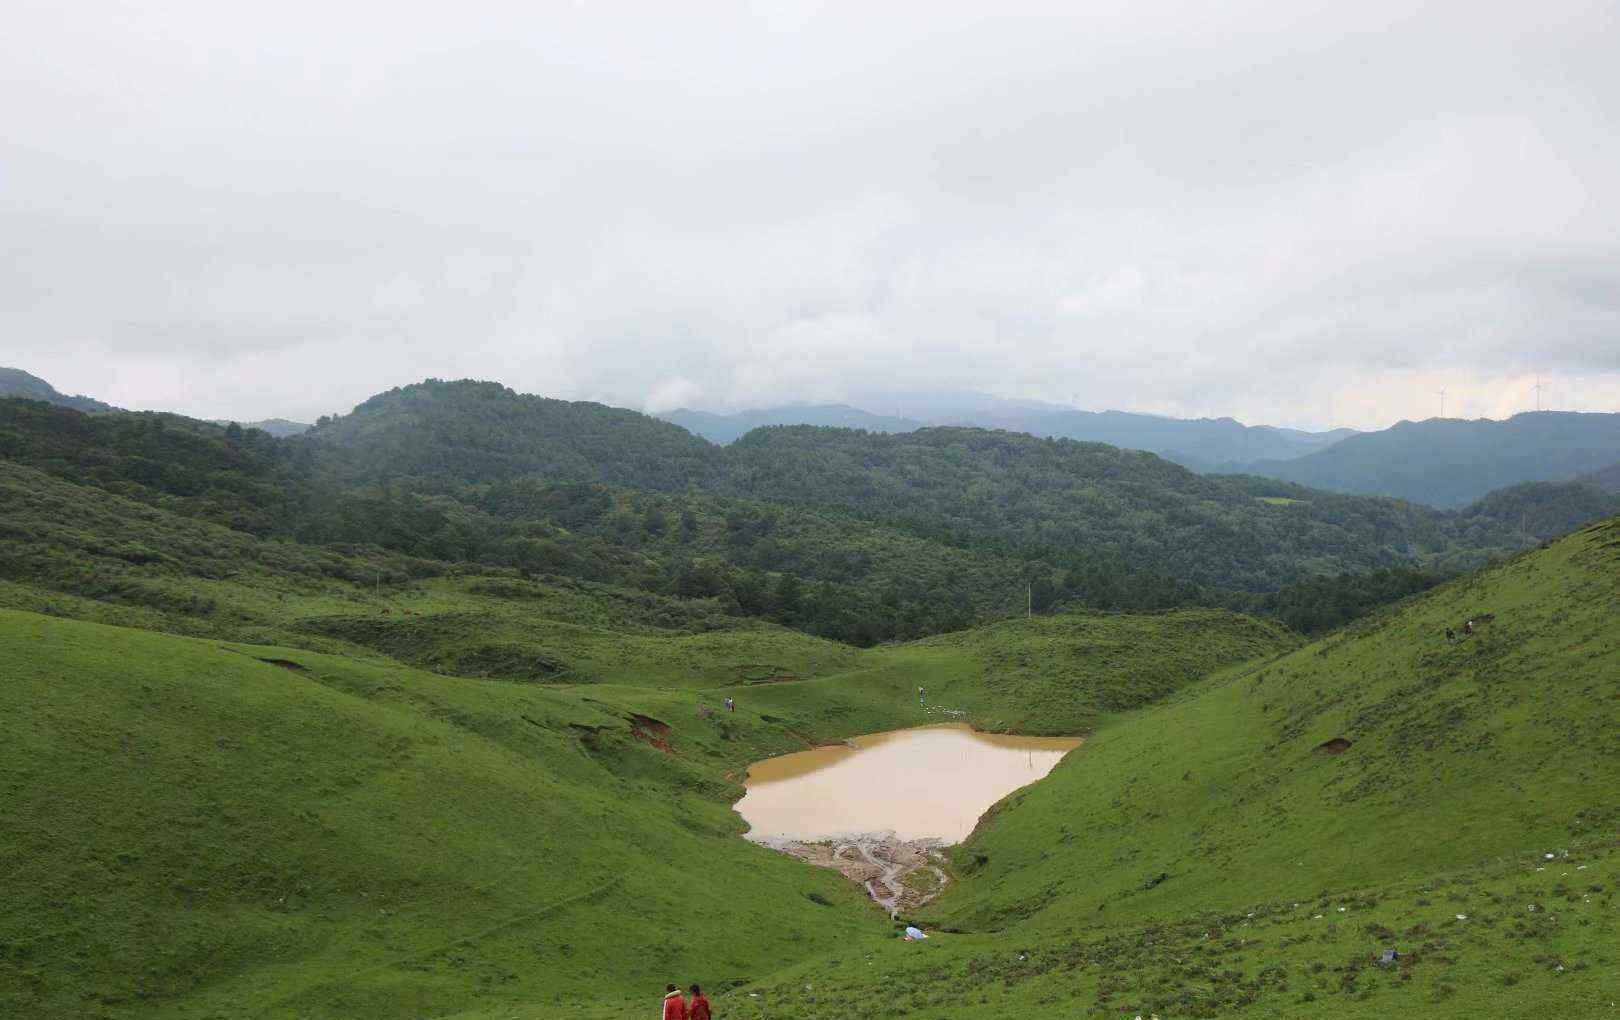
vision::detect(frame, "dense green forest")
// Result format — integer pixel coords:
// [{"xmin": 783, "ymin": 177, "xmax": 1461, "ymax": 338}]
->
[
  {"xmin": 1578, "ymin": 458, "xmax": 1620, "ymax": 492},
  {"xmin": 3, "ymin": 380, "xmax": 1606, "ymax": 646},
  {"xmin": 287, "ymin": 380, "xmax": 1517, "ymax": 587}
]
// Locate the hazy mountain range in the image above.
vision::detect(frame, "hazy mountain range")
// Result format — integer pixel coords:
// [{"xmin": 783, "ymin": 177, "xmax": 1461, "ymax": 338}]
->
[
  {"xmin": 658, "ymin": 394, "xmax": 1356, "ymax": 470},
  {"xmin": 1244, "ymin": 411, "xmax": 1620, "ymax": 508},
  {"xmin": 658, "ymin": 405, "xmax": 927, "ymax": 445},
  {"xmin": 7, "ymin": 367, "xmax": 1616, "ymax": 511}
]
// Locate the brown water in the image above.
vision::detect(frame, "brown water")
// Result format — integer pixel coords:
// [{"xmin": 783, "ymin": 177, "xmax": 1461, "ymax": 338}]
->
[{"xmin": 736, "ymin": 723, "xmax": 1082, "ymax": 844}]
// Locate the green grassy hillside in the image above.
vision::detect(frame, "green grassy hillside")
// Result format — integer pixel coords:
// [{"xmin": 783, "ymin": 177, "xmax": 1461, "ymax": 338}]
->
[
  {"xmin": 709, "ymin": 516, "xmax": 1620, "ymax": 1019},
  {"xmin": 942, "ymin": 516, "xmax": 1620, "ymax": 929},
  {"xmin": 0, "ymin": 596, "xmax": 1288, "ymax": 1020},
  {"xmin": 742, "ymin": 611, "xmax": 1296, "ymax": 736},
  {"xmin": 0, "ymin": 612, "xmax": 886, "ymax": 1020}
]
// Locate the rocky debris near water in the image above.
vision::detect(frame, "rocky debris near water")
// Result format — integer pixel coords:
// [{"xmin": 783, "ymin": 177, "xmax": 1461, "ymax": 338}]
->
[{"xmin": 752, "ymin": 832, "xmax": 951, "ymax": 916}]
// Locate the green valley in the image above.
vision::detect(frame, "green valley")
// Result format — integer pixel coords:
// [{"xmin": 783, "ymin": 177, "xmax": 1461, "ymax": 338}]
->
[{"xmin": 2, "ymin": 381, "xmax": 1616, "ymax": 1020}]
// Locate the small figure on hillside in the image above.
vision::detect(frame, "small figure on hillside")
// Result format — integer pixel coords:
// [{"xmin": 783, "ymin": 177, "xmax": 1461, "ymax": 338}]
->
[
  {"xmin": 724, "ymin": 696, "xmax": 735, "ymax": 713},
  {"xmin": 918, "ymin": 686, "xmax": 926, "ymax": 705},
  {"xmin": 1463, "ymin": 619, "xmax": 1474, "ymax": 636},
  {"xmin": 662, "ymin": 983, "xmax": 687, "ymax": 1020},
  {"xmin": 687, "ymin": 984, "xmax": 712, "ymax": 1020},
  {"xmin": 1445, "ymin": 627, "xmax": 1456, "ymax": 643}
]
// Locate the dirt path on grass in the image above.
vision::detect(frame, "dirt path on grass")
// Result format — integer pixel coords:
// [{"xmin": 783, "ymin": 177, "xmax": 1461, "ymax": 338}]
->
[{"xmin": 753, "ymin": 834, "xmax": 949, "ymax": 917}]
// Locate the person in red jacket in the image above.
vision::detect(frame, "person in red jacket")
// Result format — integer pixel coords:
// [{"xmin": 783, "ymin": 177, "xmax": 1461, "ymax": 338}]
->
[
  {"xmin": 661, "ymin": 984, "xmax": 687, "ymax": 1020},
  {"xmin": 687, "ymin": 984, "xmax": 712, "ymax": 1020}
]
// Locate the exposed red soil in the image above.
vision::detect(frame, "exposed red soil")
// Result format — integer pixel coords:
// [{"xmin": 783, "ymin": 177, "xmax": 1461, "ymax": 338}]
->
[
  {"xmin": 628, "ymin": 725, "xmax": 676, "ymax": 755},
  {"xmin": 627, "ymin": 713, "xmax": 671, "ymax": 736}
]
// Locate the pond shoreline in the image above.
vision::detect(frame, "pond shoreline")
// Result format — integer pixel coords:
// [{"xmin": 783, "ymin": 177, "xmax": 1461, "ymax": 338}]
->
[{"xmin": 735, "ymin": 722, "xmax": 1082, "ymax": 915}]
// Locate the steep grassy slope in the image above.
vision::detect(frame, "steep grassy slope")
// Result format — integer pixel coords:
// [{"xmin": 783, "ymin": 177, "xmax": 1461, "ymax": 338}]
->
[
  {"xmin": 0, "ymin": 597, "xmax": 1292, "ymax": 1019},
  {"xmin": 0, "ymin": 612, "xmax": 886, "ymax": 1020},
  {"xmin": 1244, "ymin": 410, "xmax": 1620, "ymax": 507},
  {"xmin": 941, "ymin": 516, "xmax": 1620, "ymax": 930},
  {"xmin": 703, "ymin": 516, "xmax": 1620, "ymax": 1019}
]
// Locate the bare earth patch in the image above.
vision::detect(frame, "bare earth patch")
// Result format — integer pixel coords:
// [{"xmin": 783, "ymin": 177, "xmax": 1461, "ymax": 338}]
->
[{"xmin": 753, "ymin": 833, "xmax": 950, "ymax": 917}]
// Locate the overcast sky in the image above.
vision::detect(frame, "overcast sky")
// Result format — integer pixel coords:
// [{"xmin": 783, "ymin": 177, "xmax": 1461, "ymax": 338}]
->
[{"xmin": 4, "ymin": 1, "xmax": 1618, "ymax": 430}]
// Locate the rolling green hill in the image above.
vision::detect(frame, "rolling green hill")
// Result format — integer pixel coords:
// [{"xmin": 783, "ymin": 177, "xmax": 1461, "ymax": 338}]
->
[
  {"xmin": 0, "ymin": 612, "xmax": 884, "ymax": 1020},
  {"xmin": 0, "ymin": 582, "xmax": 1288, "ymax": 1020},
  {"xmin": 6, "ymin": 507, "xmax": 1610, "ymax": 1019},
  {"xmin": 721, "ymin": 424, "xmax": 1465, "ymax": 589},
  {"xmin": 1241, "ymin": 411, "xmax": 1620, "ymax": 508},
  {"xmin": 302, "ymin": 379, "xmax": 722, "ymax": 490},
  {"xmin": 720, "ymin": 514, "xmax": 1620, "ymax": 1019},
  {"xmin": 281, "ymin": 379, "xmax": 1497, "ymax": 591},
  {"xmin": 3, "ymin": 375, "xmax": 1616, "ymax": 1019},
  {"xmin": 2, "ymin": 390, "xmax": 1483, "ymax": 645}
]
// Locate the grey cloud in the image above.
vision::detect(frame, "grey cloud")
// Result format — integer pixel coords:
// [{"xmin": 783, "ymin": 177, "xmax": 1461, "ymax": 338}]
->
[{"xmin": 3, "ymin": 0, "xmax": 1617, "ymax": 429}]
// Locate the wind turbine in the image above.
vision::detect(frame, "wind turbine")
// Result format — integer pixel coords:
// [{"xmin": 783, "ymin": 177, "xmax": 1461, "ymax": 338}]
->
[
  {"xmin": 1533, "ymin": 376, "xmax": 1543, "ymax": 412},
  {"xmin": 1436, "ymin": 387, "xmax": 1447, "ymax": 419}
]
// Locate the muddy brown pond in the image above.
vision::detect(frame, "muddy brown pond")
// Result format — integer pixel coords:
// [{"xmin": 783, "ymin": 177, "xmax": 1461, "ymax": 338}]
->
[{"xmin": 736, "ymin": 723, "xmax": 1081, "ymax": 913}]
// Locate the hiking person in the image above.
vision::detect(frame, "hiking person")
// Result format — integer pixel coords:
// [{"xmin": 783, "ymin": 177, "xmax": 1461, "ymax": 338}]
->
[
  {"xmin": 687, "ymin": 984, "xmax": 712, "ymax": 1020},
  {"xmin": 918, "ymin": 686, "xmax": 925, "ymax": 705},
  {"xmin": 661, "ymin": 984, "xmax": 687, "ymax": 1020},
  {"xmin": 724, "ymin": 696, "xmax": 734, "ymax": 713},
  {"xmin": 1463, "ymin": 619, "xmax": 1474, "ymax": 636},
  {"xmin": 1445, "ymin": 627, "xmax": 1455, "ymax": 643}
]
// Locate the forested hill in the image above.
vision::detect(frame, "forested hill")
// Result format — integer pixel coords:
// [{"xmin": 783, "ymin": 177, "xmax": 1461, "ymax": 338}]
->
[
  {"xmin": 0, "ymin": 366, "xmax": 117, "ymax": 413},
  {"xmin": 7, "ymin": 380, "xmax": 1614, "ymax": 643},
  {"xmin": 1240, "ymin": 410, "xmax": 1620, "ymax": 507},
  {"xmin": 720, "ymin": 425, "xmax": 1459, "ymax": 590},
  {"xmin": 301, "ymin": 379, "xmax": 722, "ymax": 489},
  {"xmin": 1456, "ymin": 479, "xmax": 1620, "ymax": 545},
  {"xmin": 1580, "ymin": 459, "xmax": 1620, "ymax": 492},
  {"xmin": 280, "ymin": 380, "xmax": 1477, "ymax": 592}
]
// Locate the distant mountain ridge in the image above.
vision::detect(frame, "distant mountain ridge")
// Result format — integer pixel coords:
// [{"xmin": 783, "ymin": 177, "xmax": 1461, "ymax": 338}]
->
[
  {"xmin": 658, "ymin": 393, "xmax": 1354, "ymax": 468},
  {"xmin": 0, "ymin": 367, "xmax": 117, "ymax": 413},
  {"xmin": 1240, "ymin": 411, "xmax": 1620, "ymax": 508},
  {"xmin": 212, "ymin": 417, "xmax": 312, "ymax": 438},
  {"xmin": 658, "ymin": 404, "xmax": 925, "ymax": 444}
]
